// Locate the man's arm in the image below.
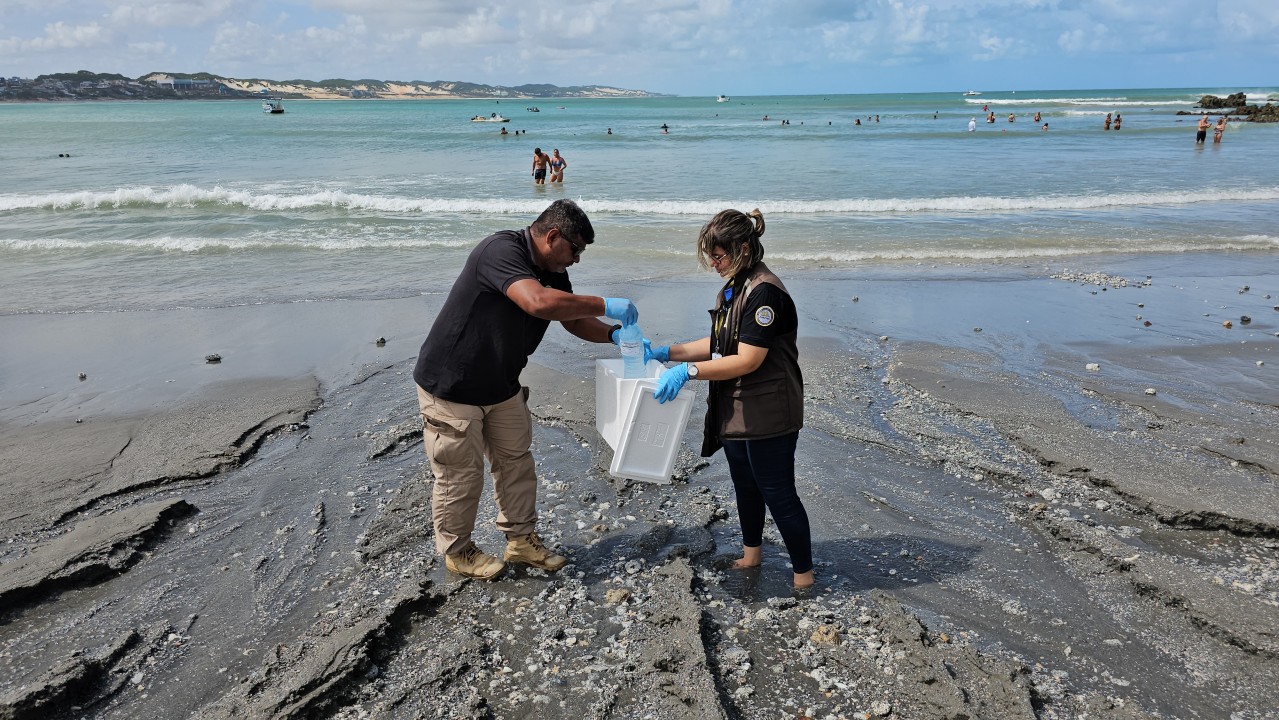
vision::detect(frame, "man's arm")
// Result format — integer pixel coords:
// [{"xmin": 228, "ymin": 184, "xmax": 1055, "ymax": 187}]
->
[
  {"xmin": 506, "ymin": 278, "xmax": 605, "ymax": 321},
  {"xmin": 561, "ymin": 317, "xmax": 616, "ymax": 343}
]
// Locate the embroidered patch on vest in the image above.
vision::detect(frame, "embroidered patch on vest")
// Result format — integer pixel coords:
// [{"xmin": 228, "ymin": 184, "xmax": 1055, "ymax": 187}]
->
[{"xmin": 754, "ymin": 306, "xmax": 775, "ymax": 327}]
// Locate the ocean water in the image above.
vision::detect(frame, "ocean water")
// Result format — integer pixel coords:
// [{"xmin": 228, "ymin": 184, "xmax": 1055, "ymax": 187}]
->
[{"xmin": 1, "ymin": 87, "xmax": 1277, "ymax": 314}]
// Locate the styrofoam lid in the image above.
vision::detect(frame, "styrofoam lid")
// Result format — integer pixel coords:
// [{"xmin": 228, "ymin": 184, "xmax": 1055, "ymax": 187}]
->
[{"xmin": 608, "ymin": 379, "xmax": 695, "ymax": 483}]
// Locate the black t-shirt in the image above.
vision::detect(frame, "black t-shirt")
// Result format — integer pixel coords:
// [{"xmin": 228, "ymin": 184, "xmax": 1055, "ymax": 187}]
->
[
  {"xmin": 736, "ymin": 282, "xmax": 797, "ymax": 347},
  {"xmin": 414, "ymin": 229, "xmax": 572, "ymax": 405}
]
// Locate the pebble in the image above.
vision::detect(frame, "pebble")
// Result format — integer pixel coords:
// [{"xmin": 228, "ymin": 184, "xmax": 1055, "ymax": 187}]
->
[
  {"xmin": 871, "ymin": 700, "xmax": 893, "ymax": 716},
  {"xmin": 1222, "ymin": 321, "xmax": 1233, "ymax": 329},
  {"xmin": 205, "ymin": 353, "xmax": 222, "ymax": 363},
  {"xmin": 973, "ymin": 327, "xmax": 982, "ymax": 332},
  {"xmin": 1085, "ymin": 363, "xmax": 1100, "ymax": 372},
  {"xmin": 78, "ymin": 372, "xmax": 87, "ymax": 380},
  {"xmin": 1051, "ymin": 271, "xmax": 1143, "ymax": 288},
  {"xmin": 375, "ymin": 337, "xmax": 387, "ymax": 346},
  {"xmin": 810, "ymin": 625, "xmax": 841, "ymax": 646},
  {"xmin": 1144, "ymin": 388, "xmax": 1156, "ymax": 396},
  {"xmin": 1258, "ymin": 361, "xmax": 1265, "ymax": 367},
  {"xmin": 1240, "ymin": 315, "xmax": 1252, "ymax": 325}
]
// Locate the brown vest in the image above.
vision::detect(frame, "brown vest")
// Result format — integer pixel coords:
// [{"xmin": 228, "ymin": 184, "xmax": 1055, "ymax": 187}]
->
[{"xmin": 701, "ymin": 262, "xmax": 804, "ymax": 456}]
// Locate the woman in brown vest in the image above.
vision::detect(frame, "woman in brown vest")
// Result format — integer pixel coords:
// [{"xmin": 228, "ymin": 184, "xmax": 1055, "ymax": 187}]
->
[{"xmin": 648, "ymin": 209, "xmax": 813, "ymax": 588}]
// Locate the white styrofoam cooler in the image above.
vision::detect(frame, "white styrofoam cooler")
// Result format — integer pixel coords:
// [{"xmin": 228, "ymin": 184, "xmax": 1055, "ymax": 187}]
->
[{"xmin": 595, "ymin": 358, "xmax": 696, "ymax": 483}]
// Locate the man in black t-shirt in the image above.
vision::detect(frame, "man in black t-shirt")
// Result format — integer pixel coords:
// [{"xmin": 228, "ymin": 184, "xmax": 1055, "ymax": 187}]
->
[{"xmin": 414, "ymin": 199, "xmax": 638, "ymax": 580}]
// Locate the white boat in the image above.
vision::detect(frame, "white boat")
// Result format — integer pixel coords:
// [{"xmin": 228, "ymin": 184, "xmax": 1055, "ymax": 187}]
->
[
  {"xmin": 471, "ymin": 113, "xmax": 510, "ymax": 123},
  {"xmin": 262, "ymin": 97, "xmax": 284, "ymax": 113},
  {"xmin": 716, "ymin": 95, "xmax": 730, "ymax": 102},
  {"xmin": 963, "ymin": 90, "xmax": 981, "ymax": 96}
]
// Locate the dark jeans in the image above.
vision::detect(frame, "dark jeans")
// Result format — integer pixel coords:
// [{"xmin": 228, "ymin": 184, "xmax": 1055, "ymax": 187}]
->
[{"xmin": 721, "ymin": 431, "xmax": 812, "ymax": 574}]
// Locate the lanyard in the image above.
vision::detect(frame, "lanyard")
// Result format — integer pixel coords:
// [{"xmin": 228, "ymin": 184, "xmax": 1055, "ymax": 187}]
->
[{"xmin": 712, "ymin": 278, "xmax": 748, "ymax": 356}]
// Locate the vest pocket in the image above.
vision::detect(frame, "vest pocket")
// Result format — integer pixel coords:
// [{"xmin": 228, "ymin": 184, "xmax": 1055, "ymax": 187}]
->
[{"xmin": 720, "ymin": 378, "xmax": 787, "ymax": 437}]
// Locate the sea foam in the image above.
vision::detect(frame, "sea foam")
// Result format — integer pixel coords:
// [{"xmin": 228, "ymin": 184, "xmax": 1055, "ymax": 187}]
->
[{"xmin": 4, "ymin": 185, "xmax": 1279, "ymax": 216}]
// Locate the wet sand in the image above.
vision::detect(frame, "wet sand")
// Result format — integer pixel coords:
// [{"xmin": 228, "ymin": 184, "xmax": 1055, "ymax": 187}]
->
[{"xmin": 1, "ymin": 252, "xmax": 1277, "ymax": 719}]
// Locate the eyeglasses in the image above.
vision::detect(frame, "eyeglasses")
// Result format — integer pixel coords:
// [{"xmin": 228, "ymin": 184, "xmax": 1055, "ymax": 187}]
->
[
  {"xmin": 709, "ymin": 251, "xmax": 729, "ymax": 264},
  {"xmin": 563, "ymin": 235, "xmax": 585, "ymax": 259}
]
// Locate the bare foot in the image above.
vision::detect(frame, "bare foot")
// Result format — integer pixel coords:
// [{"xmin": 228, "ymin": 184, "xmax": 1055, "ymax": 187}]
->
[
  {"xmin": 732, "ymin": 545, "xmax": 762, "ymax": 569},
  {"xmin": 793, "ymin": 570, "xmax": 815, "ymax": 589}
]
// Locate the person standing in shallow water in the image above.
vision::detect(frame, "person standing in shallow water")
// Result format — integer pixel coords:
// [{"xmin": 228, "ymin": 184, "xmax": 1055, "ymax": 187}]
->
[
  {"xmin": 413, "ymin": 199, "xmax": 640, "ymax": 580},
  {"xmin": 531, "ymin": 147, "xmax": 550, "ymax": 184},
  {"xmin": 645, "ymin": 209, "xmax": 814, "ymax": 589},
  {"xmin": 549, "ymin": 149, "xmax": 567, "ymax": 183}
]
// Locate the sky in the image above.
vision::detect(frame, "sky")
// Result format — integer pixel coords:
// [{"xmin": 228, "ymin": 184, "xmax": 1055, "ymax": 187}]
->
[{"xmin": 1, "ymin": 0, "xmax": 1276, "ymax": 96}]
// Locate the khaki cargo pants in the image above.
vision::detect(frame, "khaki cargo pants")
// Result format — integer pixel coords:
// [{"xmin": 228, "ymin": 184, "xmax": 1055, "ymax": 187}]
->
[{"xmin": 417, "ymin": 385, "xmax": 538, "ymax": 556}]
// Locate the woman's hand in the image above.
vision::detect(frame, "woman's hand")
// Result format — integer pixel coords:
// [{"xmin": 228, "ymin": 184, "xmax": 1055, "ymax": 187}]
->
[{"xmin": 653, "ymin": 363, "xmax": 689, "ymax": 403}]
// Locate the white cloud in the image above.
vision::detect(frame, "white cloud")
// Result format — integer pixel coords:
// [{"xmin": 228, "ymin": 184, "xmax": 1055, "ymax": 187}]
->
[
  {"xmin": 1, "ymin": 0, "xmax": 1277, "ymax": 91},
  {"xmin": 127, "ymin": 40, "xmax": 172, "ymax": 55},
  {"xmin": 0, "ymin": 20, "xmax": 111, "ymax": 53},
  {"xmin": 1218, "ymin": 0, "xmax": 1279, "ymax": 39},
  {"xmin": 106, "ymin": 1, "xmax": 242, "ymax": 28},
  {"xmin": 974, "ymin": 31, "xmax": 1016, "ymax": 60},
  {"xmin": 887, "ymin": 0, "xmax": 935, "ymax": 46}
]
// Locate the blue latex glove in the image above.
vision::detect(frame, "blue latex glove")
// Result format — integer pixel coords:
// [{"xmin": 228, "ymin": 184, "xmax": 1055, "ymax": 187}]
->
[
  {"xmin": 603, "ymin": 297, "xmax": 638, "ymax": 326},
  {"xmin": 653, "ymin": 363, "xmax": 690, "ymax": 404},
  {"xmin": 645, "ymin": 343, "xmax": 670, "ymax": 364}
]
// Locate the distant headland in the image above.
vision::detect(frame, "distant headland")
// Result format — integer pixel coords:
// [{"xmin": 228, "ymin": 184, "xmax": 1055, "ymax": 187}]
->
[{"xmin": 0, "ymin": 70, "xmax": 661, "ymax": 102}]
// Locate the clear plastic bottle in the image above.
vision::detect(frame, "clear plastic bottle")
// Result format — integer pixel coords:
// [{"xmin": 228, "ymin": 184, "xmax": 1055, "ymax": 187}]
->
[{"xmin": 619, "ymin": 322, "xmax": 645, "ymax": 378}]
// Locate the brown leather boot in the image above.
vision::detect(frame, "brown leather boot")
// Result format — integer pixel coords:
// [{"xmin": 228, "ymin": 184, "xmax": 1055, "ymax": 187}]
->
[
  {"xmin": 445, "ymin": 541, "xmax": 506, "ymax": 580},
  {"xmin": 504, "ymin": 532, "xmax": 566, "ymax": 571}
]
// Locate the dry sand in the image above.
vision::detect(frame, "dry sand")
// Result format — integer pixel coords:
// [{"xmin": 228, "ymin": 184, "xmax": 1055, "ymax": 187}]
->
[{"xmin": 1, "ymin": 253, "xmax": 1276, "ymax": 719}]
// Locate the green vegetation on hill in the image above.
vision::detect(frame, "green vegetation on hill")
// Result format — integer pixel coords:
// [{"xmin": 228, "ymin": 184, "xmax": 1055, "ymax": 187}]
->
[
  {"xmin": 36, "ymin": 70, "xmax": 132, "ymax": 84},
  {"xmin": 6, "ymin": 70, "xmax": 658, "ymax": 102}
]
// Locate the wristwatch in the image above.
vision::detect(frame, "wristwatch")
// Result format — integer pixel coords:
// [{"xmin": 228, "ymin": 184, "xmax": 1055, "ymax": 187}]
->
[{"xmin": 687, "ymin": 363, "xmax": 699, "ymax": 378}]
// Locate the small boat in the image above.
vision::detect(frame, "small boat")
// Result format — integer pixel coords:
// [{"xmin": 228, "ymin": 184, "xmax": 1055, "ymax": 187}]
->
[
  {"xmin": 471, "ymin": 112, "xmax": 510, "ymax": 123},
  {"xmin": 262, "ymin": 97, "xmax": 284, "ymax": 113},
  {"xmin": 716, "ymin": 95, "xmax": 730, "ymax": 102},
  {"xmin": 963, "ymin": 90, "xmax": 981, "ymax": 96}
]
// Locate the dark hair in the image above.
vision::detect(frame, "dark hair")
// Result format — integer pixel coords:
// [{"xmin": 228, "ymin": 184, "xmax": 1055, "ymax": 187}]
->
[
  {"xmin": 531, "ymin": 199, "xmax": 595, "ymax": 246},
  {"xmin": 533, "ymin": 147, "xmax": 542, "ymax": 154},
  {"xmin": 697, "ymin": 208, "xmax": 765, "ymax": 276}
]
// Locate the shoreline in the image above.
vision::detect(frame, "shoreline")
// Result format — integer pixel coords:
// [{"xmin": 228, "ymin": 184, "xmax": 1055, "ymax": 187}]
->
[{"xmin": 1, "ymin": 251, "xmax": 1277, "ymax": 718}]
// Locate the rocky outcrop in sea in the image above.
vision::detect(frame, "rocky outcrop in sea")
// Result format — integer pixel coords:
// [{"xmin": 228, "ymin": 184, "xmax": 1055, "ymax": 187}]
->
[{"xmin": 1178, "ymin": 92, "xmax": 1279, "ymax": 122}]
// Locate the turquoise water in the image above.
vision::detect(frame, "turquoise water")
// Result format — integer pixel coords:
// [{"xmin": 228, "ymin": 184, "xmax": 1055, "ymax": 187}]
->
[{"xmin": 1, "ymin": 88, "xmax": 1276, "ymax": 313}]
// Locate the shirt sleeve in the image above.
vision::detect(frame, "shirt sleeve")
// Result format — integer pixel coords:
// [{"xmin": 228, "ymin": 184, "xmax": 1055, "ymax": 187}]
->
[
  {"xmin": 737, "ymin": 284, "xmax": 790, "ymax": 347},
  {"xmin": 474, "ymin": 233, "xmax": 538, "ymax": 296}
]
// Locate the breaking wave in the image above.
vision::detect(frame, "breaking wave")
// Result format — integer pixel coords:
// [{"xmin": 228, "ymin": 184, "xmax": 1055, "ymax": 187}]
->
[
  {"xmin": 965, "ymin": 97, "xmax": 1193, "ymax": 107},
  {"xmin": 3, "ymin": 185, "xmax": 1279, "ymax": 216}
]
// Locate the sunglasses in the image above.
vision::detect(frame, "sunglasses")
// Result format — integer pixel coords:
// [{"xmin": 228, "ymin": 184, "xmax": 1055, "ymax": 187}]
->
[{"xmin": 709, "ymin": 251, "xmax": 730, "ymax": 264}]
